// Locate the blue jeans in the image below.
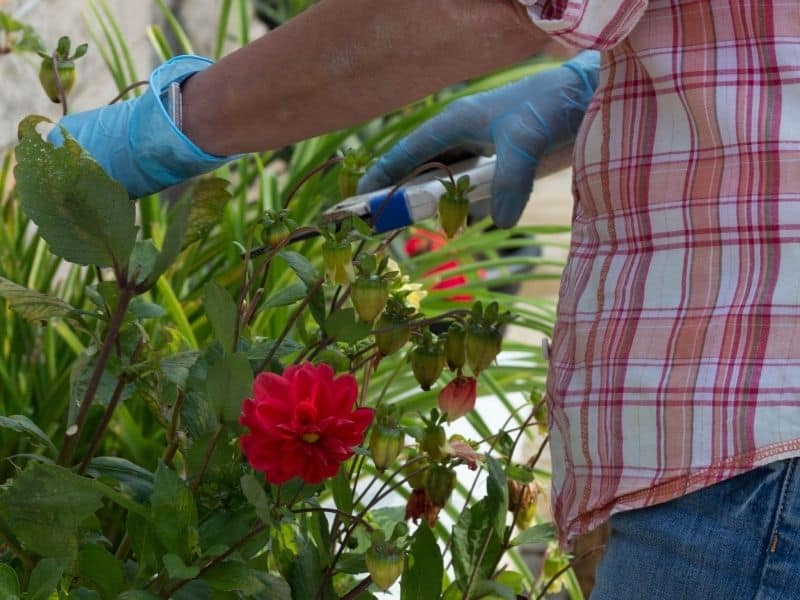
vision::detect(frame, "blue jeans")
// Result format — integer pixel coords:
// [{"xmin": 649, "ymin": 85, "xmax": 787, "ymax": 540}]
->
[{"xmin": 591, "ymin": 458, "xmax": 800, "ymax": 599}]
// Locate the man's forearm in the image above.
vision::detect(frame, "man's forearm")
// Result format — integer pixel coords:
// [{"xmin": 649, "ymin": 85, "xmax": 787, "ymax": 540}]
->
[{"xmin": 181, "ymin": 0, "xmax": 548, "ymax": 155}]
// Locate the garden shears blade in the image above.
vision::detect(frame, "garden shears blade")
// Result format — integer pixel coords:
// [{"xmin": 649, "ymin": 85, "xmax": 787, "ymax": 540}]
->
[{"xmin": 322, "ymin": 155, "xmax": 496, "ymax": 234}]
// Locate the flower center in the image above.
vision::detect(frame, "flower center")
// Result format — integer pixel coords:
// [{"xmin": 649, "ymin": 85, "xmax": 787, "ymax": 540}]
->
[
  {"xmin": 294, "ymin": 401, "xmax": 318, "ymax": 426},
  {"xmin": 302, "ymin": 432, "xmax": 320, "ymax": 443}
]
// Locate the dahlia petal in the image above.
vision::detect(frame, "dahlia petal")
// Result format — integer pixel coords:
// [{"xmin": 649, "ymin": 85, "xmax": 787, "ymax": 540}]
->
[
  {"xmin": 253, "ymin": 372, "xmax": 292, "ymax": 404},
  {"xmin": 322, "ymin": 373, "xmax": 358, "ymax": 416}
]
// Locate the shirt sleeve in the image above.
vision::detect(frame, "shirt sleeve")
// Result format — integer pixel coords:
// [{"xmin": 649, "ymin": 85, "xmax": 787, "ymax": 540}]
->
[{"xmin": 517, "ymin": 0, "xmax": 649, "ymax": 50}]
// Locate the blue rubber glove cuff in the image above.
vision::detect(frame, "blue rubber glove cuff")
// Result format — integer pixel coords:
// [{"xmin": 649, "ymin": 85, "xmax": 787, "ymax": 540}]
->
[
  {"xmin": 49, "ymin": 55, "xmax": 238, "ymax": 198},
  {"xmin": 561, "ymin": 50, "xmax": 601, "ymax": 110}
]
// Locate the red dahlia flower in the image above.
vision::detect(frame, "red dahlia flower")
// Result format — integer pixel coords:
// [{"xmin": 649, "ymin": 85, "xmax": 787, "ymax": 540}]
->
[{"xmin": 239, "ymin": 363, "xmax": 374, "ymax": 484}]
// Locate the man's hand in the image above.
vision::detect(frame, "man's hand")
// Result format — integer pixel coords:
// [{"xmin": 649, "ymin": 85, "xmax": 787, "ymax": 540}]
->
[
  {"xmin": 48, "ymin": 55, "xmax": 236, "ymax": 199},
  {"xmin": 358, "ymin": 51, "xmax": 600, "ymax": 228}
]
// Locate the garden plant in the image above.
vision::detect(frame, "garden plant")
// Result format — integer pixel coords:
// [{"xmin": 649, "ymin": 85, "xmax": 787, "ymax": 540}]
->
[{"xmin": 0, "ymin": 2, "xmax": 583, "ymax": 598}]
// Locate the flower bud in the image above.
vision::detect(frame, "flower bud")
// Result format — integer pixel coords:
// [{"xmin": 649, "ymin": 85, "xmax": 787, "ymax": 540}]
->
[
  {"xmin": 322, "ymin": 240, "xmax": 355, "ymax": 285},
  {"xmin": 351, "ymin": 275, "xmax": 389, "ymax": 323},
  {"xmin": 425, "ymin": 463, "xmax": 456, "ymax": 508},
  {"xmin": 410, "ymin": 332, "xmax": 445, "ymax": 391},
  {"xmin": 438, "ymin": 376, "xmax": 477, "ymax": 421},
  {"xmin": 420, "ymin": 422, "xmax": 447, "ymax": 462},
  {"xmin": 365, "ymin": 538, "xmax": 404, "ymax": 591},
  {"xmin": 369, "ymin": 421, "xmax": 405, "ymax": 472},
  {"xmin": 444, "ymin": 321, "xmax": 466, "ymax": 371}
]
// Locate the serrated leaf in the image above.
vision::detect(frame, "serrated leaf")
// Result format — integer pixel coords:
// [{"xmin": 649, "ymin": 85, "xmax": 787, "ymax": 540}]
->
[
  {"xmin": 27, "ymin": 557, "xmax": 67, "ymax": 600},
  {"xmin": 277, "ymin": 250, "xmax": 319, "ymax": 288},
  {"xmin": 183, "ymin": 178, "xmax": 231, "ymax": 248},
  {"xmin": 510, "ymin": 522, "xmax": 556, "ymax": 547},
  {"xmin": 251, "ymin": 572, "xmax": 292, "ymax": 600},
  {"xmin": 0, "ymin": 564, "xmax": 20, "ymax": 599},
  {"xmin": 0, "ymin": 276, "xmax": 75, "ymax": 321},
  {"xmin": 288, "ymin": 540, "xmax": 324, "ymax": 600},
  {"xmin": 203, "ymin": 281, "xmax": 237, "ymax": 355},
  {"xmin": 401, "ymin": 523, "xmax": 442, "ymax": 600},
  {"xmin": 163, "ymin": 553, "xmax": 200, "ymax": 579},
  {"xmin": 151, "ymin": 462, "xmax": 198, "ymax": 562},
  {"xmin": 247, "ymin": 338, "xmax": 303, "ymax": 362},
  {"xmin": 263, "ymin": 282, "xmax": 307, "ymax": 309},
  {"xmin": 0, "ymin": 414, "xmax": 56, "ymax": 452},
  {"xmin": 241, "ymin": 474, "xmax": 272, "ymax": 525},
  {"xmin": 126, "ymin": 513, "xmax": 163, "ymax": 576},
  {"xmin": 14, "ymin": 116, "xmax": 136, "ymax": 269},
  {"xmin": 77, "ymin": 544, "xmax": 125, "ymax": 599},
  {"xmin": 207, "ymin": 352, "xmax": 253, "ymax": 422},
  {"xmin": 0, "ymin": 463, "xmax": 103, "ymax": 560}
]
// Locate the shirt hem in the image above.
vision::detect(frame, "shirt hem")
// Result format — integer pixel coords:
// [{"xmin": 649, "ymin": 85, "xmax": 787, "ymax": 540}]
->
[{"xmin": 557, "ymin": 437, "xmax": 800, "ymax": 550}]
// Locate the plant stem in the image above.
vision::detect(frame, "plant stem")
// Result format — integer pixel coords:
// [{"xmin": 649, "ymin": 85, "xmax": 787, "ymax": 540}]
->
[
  {"xmin": 50, "ymin": 52, "xmax": 68, "ymax": 115},
  {"xmin": 258, "ymin": 278, "xmax": 324, "ymax": 372},
  {"xmin": 78, "ymin": 337, "xmax": 146, "ymax": 474},
  {"xmin": 58, "ymin": 287, "xmax": 133, "ymax": 466},
  {"xmin": 531, "ymin": 545, "xmax": 605, "ymax": 600},
  {"xmin": 161, "ymin": 522, "xmax": 268, "ymax": 598},
  {"xmin": 108, "ymin": 80, "xmax": 149, "ymax": 104},
  {"xmin": 341, "ymin": 576, "xmax": 373, "ymax": 600},
  {"xmin": 292, "ymin": 507, "xmax": 373, "ymax": 532},
  {"xmin": 371, "ymin": 161, "xmax": 455, "ymax": 225},
  {"xmin": 282, "ymin": 155, "xmax": 343, "ymax": 210},
  {"xmin": 161, "ymin": 390, "xmax": 186, "ymax": 466},
  {"xmin": 191, "ymin": 424, "xmax": 223, "ymax": 492}
]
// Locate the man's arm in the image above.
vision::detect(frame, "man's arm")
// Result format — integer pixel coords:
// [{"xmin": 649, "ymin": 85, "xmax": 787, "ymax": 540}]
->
[{"xmin": 182, "ymin": 0, "xmax": 549, "ymax": 155}]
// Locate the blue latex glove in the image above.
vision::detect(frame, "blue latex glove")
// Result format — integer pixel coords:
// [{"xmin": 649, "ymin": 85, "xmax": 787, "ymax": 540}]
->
[
  {"xmin": 358, "ymin": 51, "xmax": 600, "ymax": 228},
  {"xmin": 48, "ymin": 55, "xmax": 237, "ymax": 199}
]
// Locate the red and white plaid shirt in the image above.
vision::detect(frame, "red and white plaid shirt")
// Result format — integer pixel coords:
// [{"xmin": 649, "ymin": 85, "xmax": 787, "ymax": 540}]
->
[{"xmin": 519, "ymin": 0, "xmax": 800, "ymax": 545}]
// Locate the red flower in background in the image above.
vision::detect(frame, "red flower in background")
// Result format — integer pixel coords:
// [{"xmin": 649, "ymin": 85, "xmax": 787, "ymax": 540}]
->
[
  {"xmin": 240, "ymin": 363, "xmax": 374, "ymax": 484},
  {"xmin": 405, "ymin": 229, "xmax": 485, "ymax": 302}
]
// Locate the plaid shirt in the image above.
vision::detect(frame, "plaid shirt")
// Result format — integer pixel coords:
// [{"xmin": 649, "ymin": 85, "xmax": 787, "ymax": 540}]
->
[{"xmin": 519, "ymin": 0, "xmax": 800, "ymax": 545}]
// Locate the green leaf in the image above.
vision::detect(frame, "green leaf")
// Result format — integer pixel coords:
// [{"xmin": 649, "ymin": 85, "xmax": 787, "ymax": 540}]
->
[
  {"xmin": 323, "ymin": 308, "xmax": 371, "ymax": 344},
  {"xmin": 510, "ymin": 522, "xmax": 556, "ymax": 547},
  {"xmin": 327, "ymin": 466, "xmax": 353, "ymax": 515},
  {"xmin": 207, "ymin": 352, "xmax": 253, "ymax": 422},
  {"xmin": 146, "ymin": 195, "xmax": 193, "ymax": 287},
  {"xmin": 203, "ymin": 281, "xmax": 238, "ymax": 354},
  {"xmin": 241, "ymin": 474, "xmax": 272, "ymax": 525},
  {"xmin": 118, "ymin": 592, "xmax": 160, "ymax": 600},
  {"xmin": 505, "ymin": 463, "xmax": 534, "ymax": 484},
  {"xmin": 183, "ymin": 178, "xmax": 232, "ymax": 248},
  {"xmin": 77, "ymin": 544, "xmax": 125, "ymax": 599},
  {"xmin": 251, "ymin": 572, "xmax": 292, "ymax": 600},
  {"xmin": 163, "ymin": 553, "xmax": 200, "ymax": 579},
  {"xmin": 0, "ymin": 276, "xmax": 76, "ymax": 321},
  {"xmin": 126, "ymin": 513, "xmax": 163, "ymax": 576},
  {"xmin": 263, "ymin": 282, "xmax": 308, "ymax": 309},
  {"xmin": 277, "ymin": 250, "xmax": 319, "ymax": 288},
  {"xmin": 202, "ymin": 561, "xmax": 265, "ymax": 594},
  {"xmin": 129, "ymin": 297, "xmax": 166, "ymax": 320},
  {"xmin": 451, "ymin": 498, "xmax": 503, "ymax": 586},
  {"xmin": 0, "ymin": 414, "xmax": 57, "ymax": 452},
  {"xmin": 14, "ymin": 116, "xmax": 136, "ymax": 269},
  {"xmin": 485, "ymin": 455, "xmax": 509, "ymax": 536},
  {"xmin": 401, "ymin": 523, "xmax": 442, "ymax": 600},
  {"xmin": 469, "ymin": 580, "xmax": 515, "ymax": 600},
  {"xmin": 309, "ymin": 287, "xmax": 327, "ymax": 329},
  {"xmin": 160, "ymin": 351, "xmax": 200, "ymax": 388},
  {"xmin": 288, "ymin": 540, "xmax": 325, "ymax": 600},
  {"xmin": 127, "ymin": 240, "xmax": 159, "ymax": 286},
  {"xmin": 86, "ymin": 456, "xmax": 154, "ymax": 503},
  {"xmin": 0, "ymin": 564, "xmax": 20, "ymax": 599},
  {"xmin": 27, "ymin": 557, "xmax": 67, "ymax": 600},
  {"xmin": 151, "ymin": 462, "xmax": 198, "ymax": 562},
  {"xmin": 0, "ymin": 463, "xmax": 103, "ymax": 560}
]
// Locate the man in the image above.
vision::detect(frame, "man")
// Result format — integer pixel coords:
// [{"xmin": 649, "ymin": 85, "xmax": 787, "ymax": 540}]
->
[{"xmin": 53, "ymin": 2, "xmax": 800, "ymax": 597}]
